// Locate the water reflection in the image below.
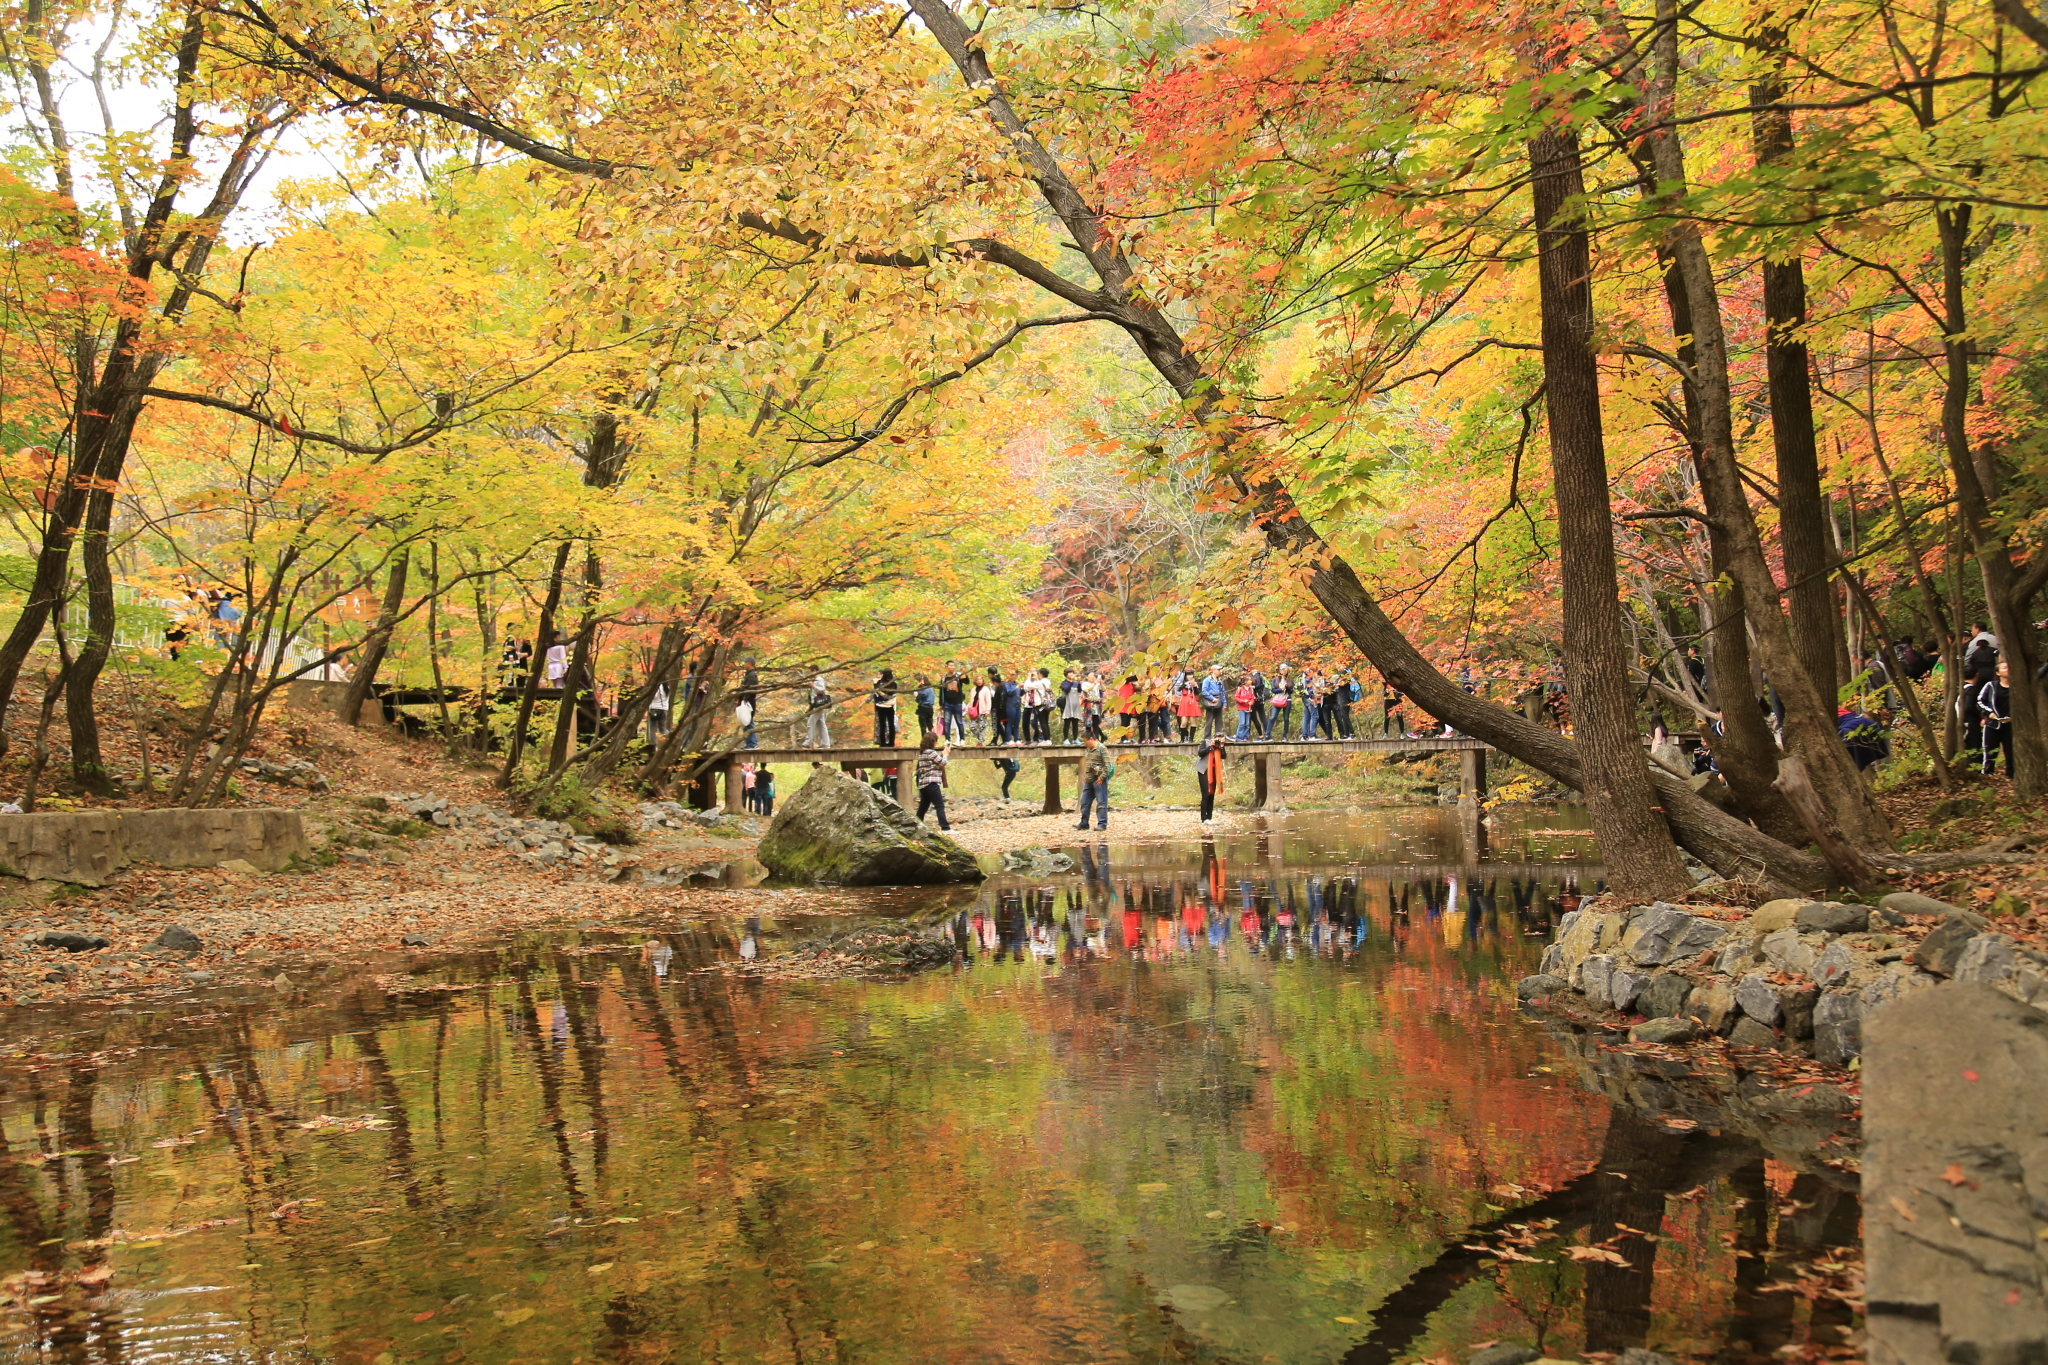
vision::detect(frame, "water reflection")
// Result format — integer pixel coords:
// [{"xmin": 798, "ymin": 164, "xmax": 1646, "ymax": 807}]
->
[{"xmin": 0, "ymin": 807, "xmax": 1852, "ymax": 1365}]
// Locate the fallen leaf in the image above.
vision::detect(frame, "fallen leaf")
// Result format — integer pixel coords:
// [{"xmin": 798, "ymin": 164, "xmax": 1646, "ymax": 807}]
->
[
  {"xmin": 1941, "ymin": 1164, "xmax": 1969, "ymax": 1187},
  {"xmin": 1136, "ymin": 1182, "xmax": 1170, "ymax": 1195},
  {"xmin": 1963, "ymin": 1069, "xmax": 1980, "ymax": 1082},
  {"xmin": 1335, "ymin": 1316, "xmax": 1359, "ymax": 1325},
  {"xmin": 347, "ymin": 1236, "xmax": 391, "ymax": 1248},
  {"xmin": 2007, "ymin": 1289, "xmax": 2023, "ymax": 1307},
  {"xmin": 587, "ymin": 1262, "xmax": 614, "ymax": 1274},
  {"xmin": 413, "ymin": 1310, "xmax": 435, "ymax": 1323},
  {"xmin": 856, "ymin": 1241, "xmax": 878, "ymax": 1251},
  {"xmin": 1889, "ymin": 1196, "xmax": 1918, "ymax": 1222},
  {"xmin": 1564, "ymin": 1246, "xmax": 1631, "ymax": 1264},
  {"xmin": 494, "ymin": 1306, "xmax": 534, "ymax": 1325}
]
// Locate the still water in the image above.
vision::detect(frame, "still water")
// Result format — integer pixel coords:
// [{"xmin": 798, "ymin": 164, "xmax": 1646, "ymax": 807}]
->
[{"xmin": 0, "ymin": 808, "xmax": 1857, "ymax": 1364}]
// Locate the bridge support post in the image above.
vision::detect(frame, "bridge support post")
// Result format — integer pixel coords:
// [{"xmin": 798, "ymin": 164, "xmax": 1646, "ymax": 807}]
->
[
  {"xmin": 1459, "ymin": 748, "xmax": 1486, "ymax": 807},
  {"xmin": 1257, "ymin": 752, "xmax": 1287, "ymax": 812},
  {"xmin": 893, "ymin": 760, "xmax": 914, "ymax": 809},
  {"xmin": 723, "ymin": 757, "xmax": 744, "ymax": 814},
  {"xmin": 1041, "ymin": 758, "xmax": 1065, "ymax": 815}
]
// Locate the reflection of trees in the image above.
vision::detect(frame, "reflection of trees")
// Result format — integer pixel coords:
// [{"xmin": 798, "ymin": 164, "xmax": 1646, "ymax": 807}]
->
[
  {"xmin": 550, "ymin": 952, "xmax": 612, "ymax": 1191},
  {"xmin": 1342, "ymin": 1114, "xmax": 1747, "ymax": 1365},
  {"xmin": 512, "ymin": 963, "xmax": 587, "ymax": 1211}
]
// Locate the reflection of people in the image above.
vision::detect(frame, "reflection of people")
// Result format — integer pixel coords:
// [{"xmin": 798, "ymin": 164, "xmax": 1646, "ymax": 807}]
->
[
  {"xmin": 1076, "ymin": 734, "xmax": 1110, "ymax": 832},
  {"xmin": 1195, "ymin": 737, "xmax": 1227, "ymax": 823}
]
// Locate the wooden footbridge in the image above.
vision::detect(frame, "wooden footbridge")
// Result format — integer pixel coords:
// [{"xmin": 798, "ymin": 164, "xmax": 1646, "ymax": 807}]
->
[{"xmin": 716, "ymin": 736, "xmax": 1493, "ymax": 815}]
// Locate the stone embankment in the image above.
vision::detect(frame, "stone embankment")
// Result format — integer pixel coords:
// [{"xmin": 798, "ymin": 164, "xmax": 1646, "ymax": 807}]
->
[
  {"xmin": 1520, "ymin": 891, "xmax": 2047, "ymax": 1064},
  {"xmin": 375, "ymin": 793, "xmax": 759, "ymax": 877}
]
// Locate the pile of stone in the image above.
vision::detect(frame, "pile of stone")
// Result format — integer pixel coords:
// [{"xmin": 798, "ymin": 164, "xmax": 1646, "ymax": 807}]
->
[
  {"xmin": 377, "ymin": 794, "xmax": 626, "ymax": 872},
  {"xmin": 236, "ymin": 756, "xmax": 330, "ymax": 791},
  {"xmin": 1522, "ymin": 891, "xmax": 2047, "ymax": 1066}
]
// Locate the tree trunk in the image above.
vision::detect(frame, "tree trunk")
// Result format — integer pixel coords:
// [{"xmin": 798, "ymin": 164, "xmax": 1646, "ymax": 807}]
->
[
  {"xmin": 1650, "ymin": 252, "xmax": 1807, "ymax": 844},
  {"xmin": 546, "ymin": 548, "xmax": 601, "ymax": 773},
  {"xmin": 63, "ymin": 476, "xmax": 123, "ymax": 795},
  {"xmin": 1528, "ymin": 125, "xmax": 1690, "ymax": 897},
  {"xmin": 339, "ymin": 549, "xmax": 411, "ymax": 726},
  {"xmin": 1639, "ymin": 2, "xmax": 1891, "ymax": 848},
  {"xmin": 1935, "ymin": 204, "xmax": 2047, "ymax": 795},
  {"xmin": 500, "ymin": 542, "xmax": 573, "ymax": 786},
  {"xmin": 1751, "ymin": 44, "xmax": 1839, "ymax": 706}
]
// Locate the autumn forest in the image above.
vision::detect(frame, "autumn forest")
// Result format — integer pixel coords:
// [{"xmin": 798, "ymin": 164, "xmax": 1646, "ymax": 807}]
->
[{"xmin": 4, "ymin": 0, "xmax": 2047, "ymax": 894}]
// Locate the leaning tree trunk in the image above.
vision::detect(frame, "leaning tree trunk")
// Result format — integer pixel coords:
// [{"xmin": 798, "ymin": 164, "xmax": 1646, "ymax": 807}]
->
[
  {"xmin": 1752, "ymin": 40, "xmax": 1839, "ymax": 708},
  {"xmin": 338, "ymin": 549, "xmax": 411, "ymax": 727},
  {"xmin": 499, "ymin": 541, "xmax": 573, "ymax": 786},
  {"xmin": 1529, "ymin": 125, "xmax": 1690, "ymax": 898},
  {"xmin": 1653, "ymin": 252, "xmax": 1808, "ymax": 844},
  {"xmin": 1639, "ymin": 1, "xmax": 1891, "ymax": 849}
]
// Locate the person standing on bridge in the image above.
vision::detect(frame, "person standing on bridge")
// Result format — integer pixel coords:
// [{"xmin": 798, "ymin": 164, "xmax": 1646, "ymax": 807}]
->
[
  {"xmin": 1195, "ymin": 735, "xmax": 1228, "ymax": 823},
  {"xmin": 1199, "ymin": 665, "xmax": 1227, "ymax": 738},
  {"xmin": 738, "ymin": 660, "xmax": 761, "ymax": 749},
  {"xmin": 1059, "ymin": 667, "xmax": 1085, "ymax": 744},
  {"xmin": 1250, "ymin": 669, "xmax": 1270, "ymax": 739},
  {"xmin": 970, "ymin": 674, "xmax": 993, "ymax": 744},
  {"xmin": 1269, "ymin": 670, "xmax": 1293, "ymax": 740},
  {"xmin": 1301, "ymin": 671, "xmax": 1322, "ymax": 741},
  {"xmin": 1233, "ymin": 675, "xmax": 1256, "ymax": 740},
  {"xmin": 804, "ymin": 674, "xmax": 832, "ymax": 748},
  {"xmin": 873, "ymin": 669, "xmax": 899, "ymax": 747},
  {"xmin": 914, "ymin": 676, "xmax": 936, "ymax": 738},
  {"xmin": 940, "ymin": 667, "xmax": 967, "ymax": 742}
]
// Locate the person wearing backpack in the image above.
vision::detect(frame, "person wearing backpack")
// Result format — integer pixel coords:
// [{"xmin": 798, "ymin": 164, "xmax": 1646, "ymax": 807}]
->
[{"xmin": 1077, "ymin": 734, "xmax": 1113, "ymax": 831}]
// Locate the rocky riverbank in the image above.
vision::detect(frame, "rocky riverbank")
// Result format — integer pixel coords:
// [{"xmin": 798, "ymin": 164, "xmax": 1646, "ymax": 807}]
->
[{"xmin": 1518, "ymin": 889, "xmax": 2048, "ymax": 1065}]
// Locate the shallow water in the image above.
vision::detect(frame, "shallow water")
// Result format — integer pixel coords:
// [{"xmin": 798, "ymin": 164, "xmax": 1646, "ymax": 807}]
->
[{"xmin": 0, "ymin": 806, "xmax": 1857, "ymax": 1364}]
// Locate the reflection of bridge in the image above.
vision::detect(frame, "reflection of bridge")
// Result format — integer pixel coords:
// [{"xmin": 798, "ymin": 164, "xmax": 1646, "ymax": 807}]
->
[{"xmin": 716, "ymin": 737, "xmax": 1494, "ymax": 816}]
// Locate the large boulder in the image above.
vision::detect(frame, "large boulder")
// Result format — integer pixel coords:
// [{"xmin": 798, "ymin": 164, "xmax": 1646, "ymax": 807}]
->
[{"xmin": 756, "ymin": 767, "xmax": 984, "ymax": 886}]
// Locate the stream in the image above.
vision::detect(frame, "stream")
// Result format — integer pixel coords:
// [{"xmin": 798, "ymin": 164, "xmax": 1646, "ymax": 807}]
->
[{"xmin": 0, "ymin": 806, "xmax": 1859, "ymax": 1364}]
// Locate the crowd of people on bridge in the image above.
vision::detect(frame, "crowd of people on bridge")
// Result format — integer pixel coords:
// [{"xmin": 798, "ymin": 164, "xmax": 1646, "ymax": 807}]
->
[{"xmin": 838, "ymin": 662, "xmax": 1388, "ymax": 751}]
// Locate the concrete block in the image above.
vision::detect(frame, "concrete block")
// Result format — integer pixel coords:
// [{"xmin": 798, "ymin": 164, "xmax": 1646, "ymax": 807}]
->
[
  {"xmin": 0, "ymin": 811, "xmax": 123, "ymax": 885},
  {"xmin": 1864, "ymin": 983, "xmax": 2048, "ymax": 1365},
  {"xmin": 119, "ymin": 808, "xmax": 309, "ymax": 872}
]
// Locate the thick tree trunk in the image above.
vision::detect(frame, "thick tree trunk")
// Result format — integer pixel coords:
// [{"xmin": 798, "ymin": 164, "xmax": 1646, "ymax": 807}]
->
[
  {"xmin": 1528, "ymin": 126, "xmax": 1690, "ymax": 897},
  {"xmin": 1639, "ymin": 8, "xmax": 1891, "ymax": 849},
  {"xmin": 1751, "ymin": 50, "xmax": 1839, "ymax": 706},
  {"xmin": 338, "ymin": 549, "xmax": 411, "ymax": 726},
  {"xmin": 63, "ymin": 477, "xmax": 123, "ymax": 795}
]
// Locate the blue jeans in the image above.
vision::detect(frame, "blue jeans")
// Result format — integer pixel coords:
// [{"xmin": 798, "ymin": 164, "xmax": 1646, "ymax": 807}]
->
[
  {"xmin": 1274, "ymin": 705, "xmax": 1292, "ymax": 739},
  {"xmin": 943, "ymin": 703, "xmax": 966, "ymax": 740},
  {"xmin": 744, "ymin": 721, "xmax": 759, "ymax": 749},
  {"xmin": 1234, "ymin": 711, "xmax": 1251, "ymax": 740},
  {"xmin": 1077, "ymin": 779, "xmax": 1108, "ymax": 829},
  {"xmin": 1303, "ymin": 706, "xmax": 1319, "ymax": 740}
]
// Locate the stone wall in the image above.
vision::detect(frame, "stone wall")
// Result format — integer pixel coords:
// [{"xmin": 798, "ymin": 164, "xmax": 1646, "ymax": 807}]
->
[
  {"xmin": 0, "ymin": 808, "xmax": 309, "ymax": 885},
  {"xmin": 1527, "ymin": 893, "xmax": 2047, "ymax": 1063}
]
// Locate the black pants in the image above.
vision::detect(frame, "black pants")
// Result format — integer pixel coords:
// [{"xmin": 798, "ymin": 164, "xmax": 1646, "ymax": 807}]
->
[
  {"xmin": 1063, "ymin": 716, "xmax": 1080, "ymax": 742},
  {"xmin": 1983, "ymin": 721, "xmax": 2014, "ymax": 774},
  {"xmin": 917, "ymin": 704, "xmax": 934, "ymax": 736},
  {"xmin": 1334, "ymin": 701, "xmax": 1353, "ymax": 738},
  {"xmin": 1251, "ymin": 702, "xmax": 1268, "ymax": 738},
  {"xmin": 759, "ymin": 795, "xmax": 773, "ymax": 818},
  {"xmin": 917, "ymin": 783, "xmax": 950, "ymax": 829},
  {"xmin": 875, "ymin": 707, "xmax": 897, "ymax": 746},
  {"xmin": 997, "ymin": 762, "xmax": 1018, "ymax": 798},
  {"xmin": 1199, "ymin": 778, "xmax": 1216, "ymax": 822}
]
